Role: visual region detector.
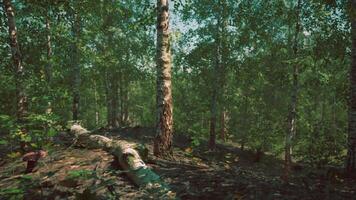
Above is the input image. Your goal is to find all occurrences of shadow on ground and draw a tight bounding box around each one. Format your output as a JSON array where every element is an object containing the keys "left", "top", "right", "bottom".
[{"left": 0, "top": 127, "right": 355, "bottom": 199}]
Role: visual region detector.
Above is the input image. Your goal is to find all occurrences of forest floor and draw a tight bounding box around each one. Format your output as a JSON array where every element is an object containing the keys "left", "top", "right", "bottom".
[{"left": 0, "top": 127, "right": 355, "bottom": 200}]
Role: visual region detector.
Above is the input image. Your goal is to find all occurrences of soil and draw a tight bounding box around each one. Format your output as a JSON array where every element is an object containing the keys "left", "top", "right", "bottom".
[{"left": 0, "top": 127, "right": 355, "bottom": 200}]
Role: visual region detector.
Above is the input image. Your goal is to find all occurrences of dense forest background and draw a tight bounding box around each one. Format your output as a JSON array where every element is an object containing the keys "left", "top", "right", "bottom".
[{"left": 0, "top": 0, "right": 352, "bottom": 171}]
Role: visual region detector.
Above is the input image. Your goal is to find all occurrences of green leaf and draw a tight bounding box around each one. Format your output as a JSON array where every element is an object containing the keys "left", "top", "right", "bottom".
[
  {"left": 0, "top": 188, "right": 23, "bottom": 195},
  {"left": 21, "top": 175, "right": 33, "bottom": 180},
  {"left": 0, "top": 140, "right": 8, "bottom": 145},
  {"left": 48, "top": 128, "right": 57, "bottom": 137}
]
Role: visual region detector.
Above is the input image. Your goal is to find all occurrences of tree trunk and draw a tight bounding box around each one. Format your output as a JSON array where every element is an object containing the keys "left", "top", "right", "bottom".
[
  {"left": 72, "top": 12, "right": 81, "bottom": 121},
  {"left": 69, "top": 125, "right": 171, "bottom": 191},
  {"left": 119, "top": 70, "right": 124, "bottom": 125},
  {"left": 111, "top": 71, "right": 119, "bottom": 128},
  {"left": 45, "top": 13, "right": 52, "bottom": 83},
  {"left": 209, "top": 10, "right": 222, "bottom": 150},
  {"left": 119, "top": 71, "right": 129, "bottom": 126},
  {"left": 284, "top": 0, "right": 301, "bottom": 181},
  {"left": 220, "top": 110, "right": 227, "bottom": 142},
  {"left": 154, "top": 0, "right": 173, "bottom": 157},
  {"left": 209, "top": 91, "right": 217, "bottom": 149},
  {"left": 219, "top": 0, "right": 228, "bottom": 143},
  {"left": 4, "top": 0, "right": 27, "bottom": 122},
  {"left": 123, "top": 85, "right": 129, "bottom": 125},
  {"left": 105, "top": 70, "right": 113, "bottom": 128},
  {"left": 45, "top": 12, "right": 53, "bottom": 115},
  {"left": 346, "top": 0, "right": 356, "bottom": 177},
  {"left": 93, "top": 80, "right": 99, "bottom": 126}
]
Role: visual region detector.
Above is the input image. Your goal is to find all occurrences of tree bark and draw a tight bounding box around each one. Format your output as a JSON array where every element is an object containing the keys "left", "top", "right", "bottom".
[
  {"left": 119, "top": 70, "right": 129, "bottom": 126},
  {"left": 4, "top": 0, "right": 27, "bottom": 121},
  {"left": 219, "top": 0, "right": 228, "bottom": 143},
  {"left": 346, "top": 0, "right": 356, "bottom": 177},
  {"left": 71, "top": 11, "right": 81, "bottom": 121},
  {"left": 69, "top": 125, "right": 170, "bottom": 190},
  {"left": 209, "top": 4, "right": 222, "bottom": 150},
  {"left": 220, "top": 111, "right": 227, "bottom": 142},
  {"left": 105, "top": 70, "right": 113, "bottom": 128},
  {"left": 45, "top": 13, "right": 52, "bottom": 83},
  {"left": 111, "top": 71, "right": 119, "bottom": 128},
  {"left": 93, "top": 80, "right": 99, "bottom": 126},
  {"left": 123, "top": 84, "right": 129, "bottom": 125},
  {"left": 45, "top": 11, "right": 53, "bottom": 115},
  {"left": 119, "top": 71, "right": 123, "bottom": 125},
  {"left": 154, "top": 0, "right": 174, "bottom": 157},
  {"left": 209, "top": 90, "right": 217, "bottom": 149},
  {"left": 284, "top": 0, "right": 301, "bottom": 181}
]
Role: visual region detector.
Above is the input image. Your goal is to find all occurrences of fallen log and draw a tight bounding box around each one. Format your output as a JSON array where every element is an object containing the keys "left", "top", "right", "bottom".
[{"left": 69, "top": 124, "right": 172, "bottom": 194}]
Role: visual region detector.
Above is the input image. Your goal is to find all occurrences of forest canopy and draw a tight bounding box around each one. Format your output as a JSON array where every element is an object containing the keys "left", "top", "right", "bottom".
[{"left": 0, "top": 0, "right": 355, "bottom": 199}]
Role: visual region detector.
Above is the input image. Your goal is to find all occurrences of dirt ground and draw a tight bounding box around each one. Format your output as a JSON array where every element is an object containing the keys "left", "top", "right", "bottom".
[{"left": 0, "top": 127, "right": 355, "bottom": 199}]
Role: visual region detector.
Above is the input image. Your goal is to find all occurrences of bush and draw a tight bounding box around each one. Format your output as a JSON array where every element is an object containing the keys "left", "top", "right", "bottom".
[{"left": 0, "top": 114, "right": 60, "bottom": 150}]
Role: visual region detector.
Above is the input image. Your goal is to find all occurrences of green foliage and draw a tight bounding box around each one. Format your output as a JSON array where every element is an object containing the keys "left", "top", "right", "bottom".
[
  {"left": 0, "top": 113, "right": 59, "bottom": 150},
  {"left": 0, "top": 188, "right": 24, "bottom": 200},
  {"left": 67, "top": 169, "right": 94, "bottom": 179},
  {"left": 0, "top": 174, "right": 40, "bottom": 199},
  {"left": 0, "top": 114, "right": 16, "bottom": 133},
  {"left": 0, "top": 0, "right": 351, "bottom": 169},
  {"left": 0, "top": 140, "right": 7, "bottom": 145}
]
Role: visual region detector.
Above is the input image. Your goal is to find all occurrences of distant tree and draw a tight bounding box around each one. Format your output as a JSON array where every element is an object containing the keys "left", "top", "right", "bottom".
[
  {"left": 284, "top": 0, "right": 302, "bottom": 181},
  {"left": 71, "top": 9, "right": 81, "bottom": 121},
  {"left": 209, "top": 0, "right": 228, "bottom": 149},
  {"left": 154, "top": 0, "right": 174, "bottom": 157},
  {"left": 3, "top": 0, "right": 27, "bottom": 122},
  {"left": 45, "top": 7, "right": 52, "bottom": 84},
  {"left": 346, "top": 0, "right": 356, "bottom": 177}
]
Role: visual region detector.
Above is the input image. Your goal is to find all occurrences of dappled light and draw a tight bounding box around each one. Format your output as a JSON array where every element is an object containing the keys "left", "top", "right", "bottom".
[{"left": 0, "top": 0, "right": 356, "bottom": 199}]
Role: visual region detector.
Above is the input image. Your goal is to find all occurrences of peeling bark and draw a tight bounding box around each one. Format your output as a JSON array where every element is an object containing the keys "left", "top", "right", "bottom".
[
  {"left": 154, "top": 0, "right": 173, "bottom": 157},
  {"left": 70, "top": 125, "right": 170, "bottom": 189}
]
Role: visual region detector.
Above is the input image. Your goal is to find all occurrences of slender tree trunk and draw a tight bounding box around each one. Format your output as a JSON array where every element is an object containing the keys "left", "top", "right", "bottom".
[
  {"left": 45, "top": 13, "right": 52, "bottom": 83},
  {"left": 154, "top": 0, "right": 173, "bottom": 157},
  {"left": 219, "top": 0, "right": 228, "bottom": 143},
  {"left": 284, "top": 0, "right": 301, "bottom": 181},
  {"left": 119, "top": 70, "right": 124, "bottom": 125},
  {"left": 209, "top": 9, "right": 222, "bottom": 150},
  {"left": 101, "top": 3, "right": 119, "bottom": 128},
  {"left": 93, "top": 80, "right": 99, "bottom": 126},
  {"left": 220, "top": 111, "right": 227, "bottom": 142},
  {"left": 346, "top": 0, "right": 356, "bottom": 177},
  {"left": 45, "top": 12, "right": 53, "bottom": 115},
  {"left": 4, "top": 0, "right": 28, "bottom": 151},
  {"left": 4, "top": 0, "right": 27, "bottom": 122},
  {"left": 119, "top": 70, "right": 124, "bottom": 126},
  {"left": 119, "top": 71, "right": 129, "bottom": 126},
  {"left": 105, "top": 70, "right": 113, "bottom": 128},
  {"left": 111, "top": 71, "right": 119, "bottom": 128},
  {"left": 122, "top": 53, "right": 130, "bottom": 126},
  {"left": 122, "top": 85, "right": 129, "bottom": 125},
  {"left": 71, "top": 12, "right": 81, "bottom": 121},
  {"left": 209, "top": 89, "right": 218, "bottom": 149}
]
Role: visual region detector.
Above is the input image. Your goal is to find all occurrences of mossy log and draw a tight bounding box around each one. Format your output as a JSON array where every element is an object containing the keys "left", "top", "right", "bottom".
[{"left": 69, "top": 125, "right": 168, "bottom": 189}]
